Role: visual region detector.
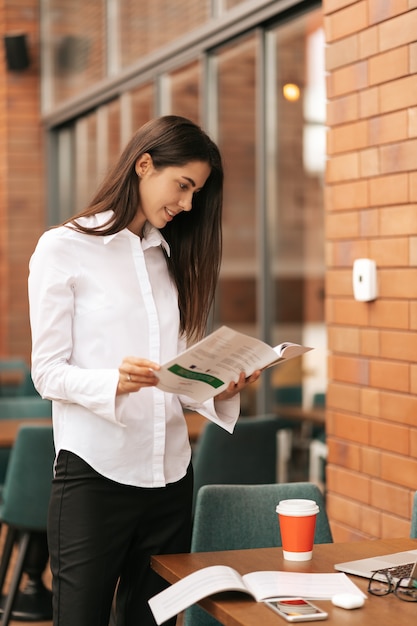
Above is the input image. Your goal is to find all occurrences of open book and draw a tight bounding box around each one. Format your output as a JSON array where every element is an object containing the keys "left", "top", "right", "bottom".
[
  {"left": 148, "top": 564, "right": 366, "bottom": 625},
  {"left": 155, "top": 325, "right": 312, "bottom": 403}
]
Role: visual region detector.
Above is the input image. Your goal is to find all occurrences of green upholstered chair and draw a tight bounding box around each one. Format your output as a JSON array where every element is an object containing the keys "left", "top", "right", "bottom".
[
  {"left": 184, "top": 482, "right": 333, "bottom": 626},
  {"left": 0, "top": 359, "right": 37, "bottom": 397},
  {"left": 192, "top": 416, "right": 297, "bottom": 513},
  {"left": 411, "top": 491, "right": 417, "bottom": 539},
  {"left": 0, "top": 397, "right": 52, "bottom": 493},
  {"left": 0, "top": 425, "right": 54, "bottom": 626},
  {"left": 0, "top": 396, "right": 52, "bottom": 419}
]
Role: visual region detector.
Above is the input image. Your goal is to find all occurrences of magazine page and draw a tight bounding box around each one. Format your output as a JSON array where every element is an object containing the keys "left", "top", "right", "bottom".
[
  {"left": 155, "top": 326, "right": 311, "bottom": 403},
  {"left": 148, "top": 565, "right": 248, "bottom": 625}
]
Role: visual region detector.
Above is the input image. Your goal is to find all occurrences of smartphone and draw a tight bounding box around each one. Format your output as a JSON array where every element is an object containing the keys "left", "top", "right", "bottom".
[{"left": 264, "top": 598, "right": 328, "bottom": 622}]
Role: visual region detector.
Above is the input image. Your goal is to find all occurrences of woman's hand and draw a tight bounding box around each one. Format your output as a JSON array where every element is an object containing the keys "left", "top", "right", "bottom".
[
  {"left": 215, "top": 370, "right": 261, "bottom": 402},
  {"left": 117, "top": 357, "right": 160, "bottom": 396}
]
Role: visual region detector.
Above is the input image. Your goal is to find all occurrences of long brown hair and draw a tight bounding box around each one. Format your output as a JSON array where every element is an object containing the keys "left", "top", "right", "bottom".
[{"left": 68, "top": 115, "right": 223, "bottom": 342}]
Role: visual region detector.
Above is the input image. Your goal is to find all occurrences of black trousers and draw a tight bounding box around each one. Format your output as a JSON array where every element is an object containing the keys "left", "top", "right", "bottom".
[{"left": 48, "top": 450, "right": 193, "bottom": 626}]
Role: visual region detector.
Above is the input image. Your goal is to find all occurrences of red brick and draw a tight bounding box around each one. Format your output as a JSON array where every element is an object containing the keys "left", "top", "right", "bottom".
[
  {"left": 326, "top": 152, "right": 360, "bottom": 182},
  {"left": 369, "top": 111, "right": 408, "bottom": 146},
  {"left": 329, "top": 60, "right": 368, "bottom": 98},
  {"left": 369, "top": 359, "right": 409, "bottom": 392},
  {"left": 360, "top": 446, "right": 381, "bottom": 477},
  {"left": 328, "top": 325, "right": 360, "bottom": 353},
  {"left": 327, "top": 438, "right": 361, "bottom": 471},
  {"left": 325, "top": 33, "right": 359, "bottom": 71},
  {"left": 333, "top": 412, "right": 370, "bottom": 444},
  {"left": 359, "top": 147, "right": 379, "bottom": 177},
  {"left": 381, "top": 451, "right": 417, "bottom": 490},
  {"left": 379, "top": 269, "right": 417, "bottom": 298},
  {"left": 379, "top": 390, "right": 417, "bottom": 427},
  {"left": 331, "top": 354, "right": 369, "bottom": 385},
  {"left": 326, "top": 269, "right": 354, "bottom": 296},
  {"left": 360, "top": 385, "right": 380, "bottom": 415},
  {"left": 378, "top": 8, "right": 417, "bottom": 51},
  {"left": 380, "top": 330, "right": 417, "bottom": 361},
  {"left": 379, "top": 204, "right": 417, "bottom": 236},
  {"left": 370, "top": 419, "right": 410, "bottom": 454},
  {"left": 358, "top": 25, "right": 378, "bottom": 59},
  {"left": 326, "top": 383, "right": 361, "bottom": 413},
  {"left": 359, "top": 86, "right": 379, "bottom": 118},
  {"left": 371, "top": 480, "right": 410, "bottom": 517},
  {"left": 369, "top": 46, "right": 409, "bottom": 86},
  {"left": 328, "top": 298, "right": 369, "bottom": 325},
  {"left": 369, "top": 173, "right": 408, "bottom": 206},
  {"left": 327, "top": 466, "right": 370, "bottom": 503},
  {"left": 379, "top": 75, "right": 417, "bottom": 113},
  {"left": 380, "top": 139, "right": 417, "bottom": 174},
  {"left": 369, "top": 299, "right": 409, "bottom": 329},
  {"left": 368, "top": 0, "right": 409, "bottom": 25},
  {"left": 327, "top": 93, "right": 359, "bottom": 125},
  {"left": 324, "top": 1, "right": 368, "bottom": 42},
  {"left": 369, "top": 237, "right": 409, "bottom": 265},
  {"left": 326, "top": 180, "right": 369, "bottom": 211},
  {"left": 381, "top": 513, "right": 412, "bottom": 538}
]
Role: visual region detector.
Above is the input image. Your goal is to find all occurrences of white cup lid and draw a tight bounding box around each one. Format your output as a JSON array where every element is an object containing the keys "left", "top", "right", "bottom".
[{"left": 276, "top": 498, "right": 319, "bottom": 516}]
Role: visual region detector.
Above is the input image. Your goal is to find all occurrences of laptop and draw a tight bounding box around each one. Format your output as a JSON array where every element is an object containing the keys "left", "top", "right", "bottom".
[{"left": 335, "top": 549, "right": 417, "bottom": 582}]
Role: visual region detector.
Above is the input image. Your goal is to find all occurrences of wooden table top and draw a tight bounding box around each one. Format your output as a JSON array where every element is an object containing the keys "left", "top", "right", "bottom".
[
  {"left": 274, "top": 404, "right": 325, "bottom": 424},
  {"left": 151, "top": 537, "right": 417, "bottom": 626}
]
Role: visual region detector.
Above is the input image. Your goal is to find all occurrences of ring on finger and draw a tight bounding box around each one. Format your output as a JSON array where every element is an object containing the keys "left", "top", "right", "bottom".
[{"left": 127, "top": 373, "right": 131, "bottom": 382}]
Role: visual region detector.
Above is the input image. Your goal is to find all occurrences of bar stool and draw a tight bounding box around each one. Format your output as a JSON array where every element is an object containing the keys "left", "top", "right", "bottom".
[{"left": 0, "top": 425, "right": 54, "bottom": 626}]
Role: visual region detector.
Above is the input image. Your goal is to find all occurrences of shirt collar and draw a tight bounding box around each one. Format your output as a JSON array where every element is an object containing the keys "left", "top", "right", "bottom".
[{"left": 99, "top": 211, "right": 170, "bottom": 256}]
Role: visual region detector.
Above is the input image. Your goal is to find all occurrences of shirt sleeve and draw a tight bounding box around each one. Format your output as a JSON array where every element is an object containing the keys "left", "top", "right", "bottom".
[{"left": 28, "top": 231, "right": 121, "bottom": 423}]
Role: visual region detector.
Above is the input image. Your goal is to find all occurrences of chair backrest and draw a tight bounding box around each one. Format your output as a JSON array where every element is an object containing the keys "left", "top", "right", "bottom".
[
  {"left": 0, "top": 358, "right": 38, "bottom": 397},
  {"left": 1, "top": 425, "right": 55, "bottom": 531},
  {"left": 192, "top": 416, "right": 297, "bottom": 511},
  {"left": 191, "top": 482, "right": 333, "bottom": 552},
  {"left": 185, "top": 482, "right": 333, "bottom": 626},
  {"left": 0, "top": 396, "right": 52, "bottom": 418},
  {"left": 411, "top": 491, "right": 417, "bottom": 539}
]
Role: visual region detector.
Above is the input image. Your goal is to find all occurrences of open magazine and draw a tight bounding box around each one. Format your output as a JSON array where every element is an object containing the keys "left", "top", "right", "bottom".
[
  {"left": 148, "top": 565, "right": 366, "bottom": 625},
  {"left": 154, "top": 325, "right": 312, "bottom": 403}
]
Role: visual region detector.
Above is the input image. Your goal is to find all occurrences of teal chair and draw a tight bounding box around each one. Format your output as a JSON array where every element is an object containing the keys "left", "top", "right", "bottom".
[
  {"left": 0, "top": 425, "right": 54, "bottom": 626},
  {"left": 0, "top": 359, "right": 37, "bottom": 397},
  {"left": 0, "top": 396, "right": 52, "bottom": 418},
  {"left": 185, "top": 482, "right": 333, "bottom": 626},
  {"left": 0, "top": 397, "right": 52, "bottom": 491},
  {"left": 411, "top": 491, "right": 417, "bottom": 539},
  {"left": 192, "top": 416, "right": 298, "bottom": 513}
]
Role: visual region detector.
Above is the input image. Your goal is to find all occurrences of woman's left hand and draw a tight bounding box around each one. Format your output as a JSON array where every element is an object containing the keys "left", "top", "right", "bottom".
[{"left": 215, "top": 370, "right": 261, "bottom": 402}]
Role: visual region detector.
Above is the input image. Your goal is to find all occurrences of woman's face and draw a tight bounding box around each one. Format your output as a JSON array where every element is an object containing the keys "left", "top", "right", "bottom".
[{"left": 133, "top": 153, "right": 211, "bottom": 234}]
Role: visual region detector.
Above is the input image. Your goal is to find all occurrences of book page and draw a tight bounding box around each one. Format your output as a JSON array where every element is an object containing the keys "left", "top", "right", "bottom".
[
  {"left": 243, "top": 571, "right": 367, "bottom": 601},
  {"left": 148, "top": 566, "right": 367, "bottom": 625},
  {"left": 155, "top": 326, "right": 311, "bottom": 403},
  {"left": 148, "top": 565, "right": 249, "bottom": 625}
]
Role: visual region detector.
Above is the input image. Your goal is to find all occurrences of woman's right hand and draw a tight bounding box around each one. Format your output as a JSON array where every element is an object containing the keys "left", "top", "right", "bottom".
[{"left": 117, "top": 357, "right": 161, "bottom": 395}]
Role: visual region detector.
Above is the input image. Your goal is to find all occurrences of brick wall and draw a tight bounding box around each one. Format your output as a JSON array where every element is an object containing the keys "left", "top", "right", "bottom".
[
  {"left": 324, "top": 0, "right": 417, "bottom": 540},
  {"left": 0, "top": 0, "right": 44, "bottom": 361}
]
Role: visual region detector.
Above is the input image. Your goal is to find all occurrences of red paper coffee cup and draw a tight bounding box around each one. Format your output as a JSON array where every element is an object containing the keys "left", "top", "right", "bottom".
[{"left": 276, "top": 499, "right": 319, "bottom": 561}]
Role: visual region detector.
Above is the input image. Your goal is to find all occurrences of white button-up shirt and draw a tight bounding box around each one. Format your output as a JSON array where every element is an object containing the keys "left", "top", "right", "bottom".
[{"left": 28, "top": 211, "right": 239, "bottom": 487}]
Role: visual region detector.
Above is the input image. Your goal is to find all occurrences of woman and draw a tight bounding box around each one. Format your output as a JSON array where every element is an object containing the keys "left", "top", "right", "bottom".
[{"left": 28, "top": 115, "right": 260, "bottom": 626}]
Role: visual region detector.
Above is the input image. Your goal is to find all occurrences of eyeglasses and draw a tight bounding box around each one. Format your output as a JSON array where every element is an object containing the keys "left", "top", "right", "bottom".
[{"left": 368, "top": 566, "right": 417, "bottom": 602}]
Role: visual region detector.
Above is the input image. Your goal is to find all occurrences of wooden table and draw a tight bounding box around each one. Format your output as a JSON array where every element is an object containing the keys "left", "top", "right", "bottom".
[
  {"left": 151, "top": 537, "right": 417, "bottom": 626},
  {"left": 274, "top": 404, "right": 325, "bottom": 425},
  {"left": 0, "top": 418, "right": 52, "bottom": 447}
]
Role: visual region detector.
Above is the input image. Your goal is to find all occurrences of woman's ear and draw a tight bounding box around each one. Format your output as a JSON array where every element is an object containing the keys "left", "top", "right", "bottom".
[{"left": 135, "top": 153, "right": 153, "bottom": 177}]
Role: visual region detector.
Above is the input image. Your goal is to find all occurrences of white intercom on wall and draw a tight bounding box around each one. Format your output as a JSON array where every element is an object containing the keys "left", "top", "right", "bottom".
[{"left": 352, "top": 258, "right": 377, "bottom": 302}]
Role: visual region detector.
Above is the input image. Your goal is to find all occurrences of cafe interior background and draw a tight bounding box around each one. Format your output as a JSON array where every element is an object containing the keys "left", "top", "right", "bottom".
[{"left": 1, "top": 0, "right": 416, "bottom": 543}]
